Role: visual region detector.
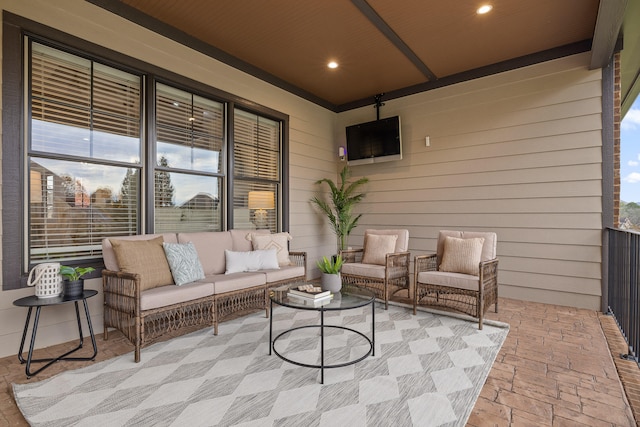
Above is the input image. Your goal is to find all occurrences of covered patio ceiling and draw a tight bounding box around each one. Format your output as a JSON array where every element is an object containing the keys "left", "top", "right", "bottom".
[{"left": 90, "top": 0, "right": 639, "bottom": 113}]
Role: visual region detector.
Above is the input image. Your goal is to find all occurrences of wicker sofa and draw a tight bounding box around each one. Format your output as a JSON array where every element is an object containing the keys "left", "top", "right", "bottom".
[{"left": 101, "top": 229, "right": 306, "bottom": 362}]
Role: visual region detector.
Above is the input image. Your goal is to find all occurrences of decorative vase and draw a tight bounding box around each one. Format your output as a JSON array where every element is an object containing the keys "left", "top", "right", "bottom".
[
  {"left": 321, "top": 273, "right": 342, "bottom": 293},
  {"left": 63, "top": 279, "right": 84, "bottom": 298}
]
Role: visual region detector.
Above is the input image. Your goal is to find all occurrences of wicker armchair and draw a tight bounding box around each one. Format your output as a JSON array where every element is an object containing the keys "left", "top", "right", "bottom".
[
  {"left": 413, "top": 230, "right": 498, "bottom": 329},
  {"left": 340, "top": 229, "right": 410, "bottom": 309}
]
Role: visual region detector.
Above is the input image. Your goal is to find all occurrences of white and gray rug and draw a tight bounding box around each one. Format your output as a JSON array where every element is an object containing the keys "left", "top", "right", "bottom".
[{"left": 13, "top": 303, "right": 509, "bottom": 426}]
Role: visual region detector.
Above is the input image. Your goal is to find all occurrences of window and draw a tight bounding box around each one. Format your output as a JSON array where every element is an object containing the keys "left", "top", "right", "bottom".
[
  {"left": 28, "top": 42, "right": 141, "bottom": 263},
  {"left": 2, "top": 23, "right": 288, "bottom": 289},
  {"left": 154, "top": 83, "right": 224, "bottom": 232},
  {"left": 233, "top": 109, "right": 281, "bottom": 231}
]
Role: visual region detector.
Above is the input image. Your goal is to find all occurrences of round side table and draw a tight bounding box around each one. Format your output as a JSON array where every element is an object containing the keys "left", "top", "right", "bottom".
[{"left": 13, "top": 290, "right": 99, "bottom": 378}]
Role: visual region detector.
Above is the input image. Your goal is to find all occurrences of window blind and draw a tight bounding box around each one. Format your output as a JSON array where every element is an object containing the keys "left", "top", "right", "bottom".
[
  {"left": 154, "top": 83, "right": 224, "bottom": 232},
  {"left": 28, "top": 42, "right": 141, "bottom": 262},
  {"left": 233, "top": 109, "right": 281, "bottom": 231}
]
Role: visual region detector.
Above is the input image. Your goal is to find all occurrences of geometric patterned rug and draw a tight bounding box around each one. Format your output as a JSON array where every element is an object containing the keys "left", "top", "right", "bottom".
[{"left": 13, "top": 303, "right": 509, "bottom": 426}]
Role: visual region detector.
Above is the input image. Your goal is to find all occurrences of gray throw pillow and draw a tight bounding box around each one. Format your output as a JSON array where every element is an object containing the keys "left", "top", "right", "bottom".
[{"left": 162, "top": 242, "right": 206, "bottom": 286}]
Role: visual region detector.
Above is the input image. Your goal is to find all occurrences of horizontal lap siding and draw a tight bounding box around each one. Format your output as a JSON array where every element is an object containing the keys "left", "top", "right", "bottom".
[
  {"left": 337, "top": 52, "right": 603, "bottom": 309},
  {"left": 0, "top": 0, "right": 338, "bottom": 357}
]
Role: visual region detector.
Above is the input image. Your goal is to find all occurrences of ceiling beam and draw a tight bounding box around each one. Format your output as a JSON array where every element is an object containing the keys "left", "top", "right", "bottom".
[
  {"left": 338, "top": 40, "right": 593, "bottom": 112},
  {"left": 351, "top": 0, "right": 437, "bottom": 81},
  {"left": 590, "top": 0, "right": 627, "bottom": 69}
]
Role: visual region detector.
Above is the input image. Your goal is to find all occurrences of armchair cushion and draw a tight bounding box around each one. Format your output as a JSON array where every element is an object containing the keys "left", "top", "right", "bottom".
[
  {"left": 362, "top": 234, "right": 398, "bottom": 265},
  {"left": 417, "top": 271, "right": 480, "bottom": 291},
  {"left": 437, "top": 230, "right": 496, "bottom": 265},
  {"left": 439, "top": 236, "right": 485, "bottom": 275},
  {"left": 365, "top": 229, "right": 409, "bottom": 252},
  {"left": 341, "top": 262, "right": 387, "bottom": 279}
]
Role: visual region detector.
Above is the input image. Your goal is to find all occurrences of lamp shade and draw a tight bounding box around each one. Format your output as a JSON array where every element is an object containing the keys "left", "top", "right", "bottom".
[
  {"left": 30, "top": 170, "right": 43, "bottom": 203},
  {"left": 248, "top": 191, "right": 275, "bottom": 210}
]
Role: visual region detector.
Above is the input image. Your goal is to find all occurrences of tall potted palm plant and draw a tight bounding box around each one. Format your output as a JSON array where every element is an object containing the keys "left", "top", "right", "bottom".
[{"left": 311, "top": 166, "right": 369, "bottom": 252}]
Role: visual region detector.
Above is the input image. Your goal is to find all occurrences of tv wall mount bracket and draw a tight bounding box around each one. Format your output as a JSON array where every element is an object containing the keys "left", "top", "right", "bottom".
[{"left": 374, "top": 93, "right": 385, "bottom": 121}]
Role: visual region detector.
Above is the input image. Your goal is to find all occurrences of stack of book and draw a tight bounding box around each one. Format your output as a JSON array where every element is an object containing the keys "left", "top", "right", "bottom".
[{"left": 287, "top": 284, "right": 333, "bottom": 306}]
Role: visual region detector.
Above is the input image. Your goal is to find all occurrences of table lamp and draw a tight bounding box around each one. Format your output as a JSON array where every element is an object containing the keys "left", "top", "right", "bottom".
[{"left": 248, "top": 191, "right": 274, "bottom": 228}]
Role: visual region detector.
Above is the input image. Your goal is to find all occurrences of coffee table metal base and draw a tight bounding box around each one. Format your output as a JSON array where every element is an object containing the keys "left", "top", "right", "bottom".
[{"left": 269, "top": 294, "right": 375, "bottom": 384}]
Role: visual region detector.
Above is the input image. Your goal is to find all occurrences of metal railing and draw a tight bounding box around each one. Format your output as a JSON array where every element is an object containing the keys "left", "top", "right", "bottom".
[{"left": 607, "top": 227, "right": 640, "bottom": 366}]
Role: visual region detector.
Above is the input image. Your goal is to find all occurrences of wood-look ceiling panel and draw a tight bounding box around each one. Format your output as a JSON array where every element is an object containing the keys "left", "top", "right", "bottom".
[
  {"left": 120, "top": 0, "right": 428, "bottom": 105},
  {"left": 368, "top": 0, "right": 599, "bottom": 78},
  {"left": 110, "top": 0, "right": 612, "bottom": 108}
]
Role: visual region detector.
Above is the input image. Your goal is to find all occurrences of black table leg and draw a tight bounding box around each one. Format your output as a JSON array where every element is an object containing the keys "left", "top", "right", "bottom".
[
  {"left": 81, "top": 299, "right": 98, "bottom": 360},
  {"left": 320, "top": 308, "right": 325, "bottom": 384},
  {"left": 20, "top": 307, "right": 42, "bottom": 378},
  {"left": 17, "top": 297, "right": 98, "bottom": 378},
  {"left": 17, "top": 307, "right": 34, "bottom": 365},
  {"left": 74, "top": 301, "right": 84, "bottom": 347},
  {"left": 372, "top": 299, "right": 375, "bottom": 357},
  {"left": 269, "top": 299, "right": 273, "bottom": 355}
]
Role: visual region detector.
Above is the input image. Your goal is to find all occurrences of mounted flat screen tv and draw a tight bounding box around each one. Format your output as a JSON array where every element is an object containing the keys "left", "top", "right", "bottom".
[{"left": 345, "top": 116, "right": 402, "bottom": 166}]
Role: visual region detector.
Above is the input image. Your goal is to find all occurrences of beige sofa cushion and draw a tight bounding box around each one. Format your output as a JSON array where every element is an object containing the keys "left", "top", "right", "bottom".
[
  {"left": 262, "top": 265, "right": 305, "bottom": 283},
  {"left": 140, "top": 281, "right": 214, "bottom": 311},
  {"left": 208, "top": 272, "right": 266, "bottom": 294},
  {"left": 230, "top": 229, "right": 268, "bottom": 252},
  {"left": 110, "top": 236, "right": 174, "bottom": 291},
  {"left": 439, "top": 236, "right": 485, "bottom": 275},
  {"left": 178, "top": 231, "right": 232, "bottom": 275},
  {"left": 362, "top": 234, "right": 398, "bottom": 265}
]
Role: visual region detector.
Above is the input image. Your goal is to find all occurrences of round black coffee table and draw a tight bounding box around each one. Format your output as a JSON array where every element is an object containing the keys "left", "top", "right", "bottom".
[
  {"left": 13, "top": 290, "right": 98, "bottom": 378},
  {"left": 269, "top": 284, "right": 375, "bottom": 384}
]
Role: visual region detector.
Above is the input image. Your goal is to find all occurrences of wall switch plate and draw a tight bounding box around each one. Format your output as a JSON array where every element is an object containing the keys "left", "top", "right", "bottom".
[{"left": 425, "top": 136, "right": 430, "bottom": 147}]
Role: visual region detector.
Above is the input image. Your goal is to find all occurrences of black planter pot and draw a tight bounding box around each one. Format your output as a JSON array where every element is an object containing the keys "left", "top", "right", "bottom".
[{"left": 63, "top": 279, "right": 84, "bottom": 298}]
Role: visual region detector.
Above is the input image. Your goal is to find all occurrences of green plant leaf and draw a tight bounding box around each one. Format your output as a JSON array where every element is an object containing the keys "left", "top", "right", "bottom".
[
  {"left": 316, "top": 255, "right": 343, "bottom": 274},
  {"left": 309, "top": 166, "right": 368, "bottom": 251},
  {"left": 59, "top": 265, "right": 95, "bottom": 281}
]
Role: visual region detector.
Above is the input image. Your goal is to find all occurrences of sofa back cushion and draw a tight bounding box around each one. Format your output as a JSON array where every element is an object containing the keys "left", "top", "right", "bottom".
[
  {"left": 102, "top": 233, "right": 177, "bottom": 271},
  {"left": 109, "top": 236, "right": 175, "bottom": 291},
  {"left": 229, "top": 229, "right": 269, "bottom": 252},
  {"left": 178, "top": 231, "right": 232, "bottom": 275}
]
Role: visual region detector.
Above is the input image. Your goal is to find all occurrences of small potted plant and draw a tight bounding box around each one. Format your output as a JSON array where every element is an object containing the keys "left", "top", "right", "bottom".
[
  {"left": 59, "top": 265, "right": 95, "bottom": 298},
  {"left": 317, "top": 255, "right": 343, "bottom": 292}
]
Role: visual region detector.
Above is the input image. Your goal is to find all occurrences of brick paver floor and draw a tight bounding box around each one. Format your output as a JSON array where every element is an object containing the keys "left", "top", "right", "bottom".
[
  {"left": 0, "top": 297, "right": 637, "bottom": 426},
  {"left": 473, "top": 298, "right": 638, "bottom": 426}
]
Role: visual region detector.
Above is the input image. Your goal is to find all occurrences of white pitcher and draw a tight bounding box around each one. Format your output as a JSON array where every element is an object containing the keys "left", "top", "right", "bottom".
[{"left": 27, "top": 262, "right": 63, "bottom": 298}]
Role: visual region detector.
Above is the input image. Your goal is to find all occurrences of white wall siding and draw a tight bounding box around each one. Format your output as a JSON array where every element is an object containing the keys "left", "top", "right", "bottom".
[{"left": 337, "top": 52, "right": 603, "bottom": 310}]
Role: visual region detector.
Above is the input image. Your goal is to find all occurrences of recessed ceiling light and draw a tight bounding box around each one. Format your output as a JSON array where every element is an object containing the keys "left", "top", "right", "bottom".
[
  {"left": 327, "top": 61, "right": 339, "bottom": 69},
  {"left": 477, "top": 4, "right": 493, "bottom": 14}
]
